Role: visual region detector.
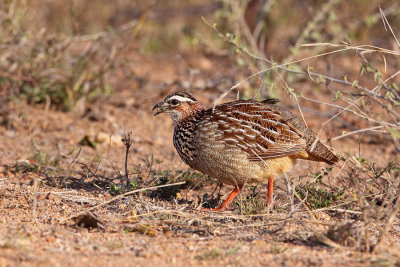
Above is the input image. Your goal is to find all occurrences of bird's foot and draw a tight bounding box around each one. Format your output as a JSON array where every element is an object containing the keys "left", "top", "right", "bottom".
[{"left": 200, "top": 206, "right": 228, "bottom": 212}]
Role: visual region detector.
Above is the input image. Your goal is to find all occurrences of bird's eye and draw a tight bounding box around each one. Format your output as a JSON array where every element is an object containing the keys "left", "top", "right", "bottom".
[{"left": 170, "top": 99, "right": 180, "bottom": 105}]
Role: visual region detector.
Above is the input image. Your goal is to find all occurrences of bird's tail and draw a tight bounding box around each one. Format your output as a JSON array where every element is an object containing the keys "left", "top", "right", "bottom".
[{"left": 306, "top": 139, "right": 338, "bottom": 165}]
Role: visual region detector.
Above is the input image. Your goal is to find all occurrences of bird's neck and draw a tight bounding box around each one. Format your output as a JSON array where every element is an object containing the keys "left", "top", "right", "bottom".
[
  {"left": 172, "top": 104, "right": 204, "bottom": 164},
  {"left": 172, "top": 102, "right": 204, "bottom": 126}
]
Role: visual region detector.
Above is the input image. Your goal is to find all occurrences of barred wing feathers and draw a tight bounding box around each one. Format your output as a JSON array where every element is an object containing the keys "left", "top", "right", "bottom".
[{"left": 206, "top": 99, "right": 307, "bottom": 161}]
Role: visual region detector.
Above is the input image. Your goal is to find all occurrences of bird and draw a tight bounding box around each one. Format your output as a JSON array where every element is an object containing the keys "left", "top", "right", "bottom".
[{"left": 152, "top": 91, "right": 338, "bottom": 211}]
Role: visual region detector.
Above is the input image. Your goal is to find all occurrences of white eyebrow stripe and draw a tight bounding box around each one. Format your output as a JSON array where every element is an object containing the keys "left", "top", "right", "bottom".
[{"left": 168, "top": 95, "right": 196, "bottom": 103}]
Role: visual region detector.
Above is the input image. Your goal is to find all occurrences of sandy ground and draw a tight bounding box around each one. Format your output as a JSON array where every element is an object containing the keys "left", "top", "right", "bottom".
[{"left": 1, "top": 39, "right": 400, "bottom": 266}]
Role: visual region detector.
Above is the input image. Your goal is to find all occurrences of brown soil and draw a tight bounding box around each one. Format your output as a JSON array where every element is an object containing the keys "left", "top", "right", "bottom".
[
  {"left": 1, "top": 2, "right": 400, "bottom": 266},
  {"left": 1, "top": 50, "right": 399, "bottom": 267}
]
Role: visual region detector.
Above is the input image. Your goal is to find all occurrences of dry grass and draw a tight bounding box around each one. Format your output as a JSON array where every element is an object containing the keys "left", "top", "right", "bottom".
[{"left": 1, "top": 0, "right": 400, "bottom": 266}]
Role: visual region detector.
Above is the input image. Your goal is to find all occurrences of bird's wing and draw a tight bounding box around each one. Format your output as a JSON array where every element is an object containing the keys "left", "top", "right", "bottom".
[{"left": 210, "top": 100, "right": 306, "bottom": 161}]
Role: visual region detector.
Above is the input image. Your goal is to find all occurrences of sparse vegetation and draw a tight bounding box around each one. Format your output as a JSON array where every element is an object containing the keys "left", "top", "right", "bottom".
[
  {"left": 235, "top": 185, "right": 266, "bottom": 214},
  {"left": 1, "top": 0, "right": 399, "bottom": 266},
  {"left": 296, "top": 168, "right": 344, "bottom": 209},
  {"left": 153, "top": 177, "right": 182, "bottom": 199}
]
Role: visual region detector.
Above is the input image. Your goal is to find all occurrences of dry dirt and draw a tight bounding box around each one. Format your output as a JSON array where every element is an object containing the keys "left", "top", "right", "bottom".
[
  {"left": 1, "top": 50, "right": 399, "bottom": 267},
  {"left": 1, "top": 1, "right": 400, "bottom": 264}
]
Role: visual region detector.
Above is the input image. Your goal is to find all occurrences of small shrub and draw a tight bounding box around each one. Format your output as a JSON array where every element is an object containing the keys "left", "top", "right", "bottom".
[
  {"left": 110, "top": 183, "right": 124, "bottom": 195},
  {"left": 0, "top": 1, "right": 128, "bottom": 112},
  {"left": 296, "top": 168, "right": 344, "bottom": 209},
  {"left": 235, "top": 185, "right": 265, "bottom": 214},
  {"left": 154, "top": 177, "right": 182, "bottom": 200}
]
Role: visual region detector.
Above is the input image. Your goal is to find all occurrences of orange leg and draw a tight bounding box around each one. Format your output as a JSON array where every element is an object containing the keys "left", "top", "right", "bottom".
[
  {"left": 202, "top": 185, "right": 243, "bottom": 211},
  {"left": 267, "top": 177, "right": 274, "bottom": 207}
]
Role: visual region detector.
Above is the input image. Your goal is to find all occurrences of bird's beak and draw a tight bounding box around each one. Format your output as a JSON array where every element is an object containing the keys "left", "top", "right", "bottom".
[{"left": 152, "top": 101, "right": 168, "bottom": 116}]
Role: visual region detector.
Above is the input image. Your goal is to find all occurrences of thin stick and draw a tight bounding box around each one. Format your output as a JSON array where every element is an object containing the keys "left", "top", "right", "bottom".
[
  {"left": 59, "top": 181, "right": 186, "bottom": 223},
  {"left": 372, "top": 184, "right": 400, "bottom": 252},
  {"left": 379, "top": 6, "right": 400, "bottom": 48},
  {"left": 202, "top": 16, "right": 400, "bottom": 115},
  {"left": 331, "top": 126, "right": 386, "bottom": 141},
  {"left": 283, "top": 173, "right": 295, "bottom": 214},
  {"left": 121, "top": 132, "right": 133, "bottom": 187},
  {"left": 293, "top": 190, "right": 324, "bottom": 230}
]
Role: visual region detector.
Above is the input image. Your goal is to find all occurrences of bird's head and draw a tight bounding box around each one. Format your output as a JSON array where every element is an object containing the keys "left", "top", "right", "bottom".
[{"left": 152, "top": 91, "right": 203, "bottom": 124}]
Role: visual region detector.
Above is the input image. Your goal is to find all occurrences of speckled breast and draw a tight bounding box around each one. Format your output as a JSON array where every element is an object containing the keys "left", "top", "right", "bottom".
[
  {"left": 173, "top": 111, "right": 295, "bottom": 186},
  {"left": 189, "top": 120, "right": 268, "bottom": 186}
]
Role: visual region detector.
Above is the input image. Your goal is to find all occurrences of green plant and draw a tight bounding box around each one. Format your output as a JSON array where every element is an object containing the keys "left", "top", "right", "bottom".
[
  {"left": 266, "top": 243, "right": 287, "bottom": 254},
  {"left": 201, "top": 191, "right": 222, "bottom": 210},
  {"left": 235, "top": 185, "right": 265, "bottom": 214},
  {"left": 110, "top": 183, "right": 124, "bottom": 195},
  {"left": 154, "top": 177, "right": 182, "bottom": 199},
  {"left": 195, "top": 245, "right": 240, "bottom": 261},
  {"left": 0, "top": 1, "right": 132, "bottom": 111},
  {"left": 296, "top": 168, "right": 344, "bottom": 209},
  {"left": 195, "top": 248, "right": 221, "bottom": 261},
  {"left": 130, "top": 180, "right": 140, "bottom": 191},
  {"left": 26, "top": 143, "right": 61, "bottom": 177}
]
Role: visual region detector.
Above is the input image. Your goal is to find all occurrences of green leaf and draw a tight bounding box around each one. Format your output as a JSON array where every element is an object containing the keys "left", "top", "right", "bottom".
[
  {"left": 78, "top": 135, "right": 97, "bottom": 148},
  {"left": 360, "top": 99, "right": 364, "bottom": 108},
  {"left": 316, "top": 75, "right": 326, "bottom": 84},
  {"left": 334, "top": 91, "right": 343, "bottom": 101},
  {"left": 374, "top": 71, "right": 383, "bottom": 83},
  {"left": 392, "top": 82, "right": 399, "bottom": 91},
  {"left": 388, "top": 128, "right": 400, "bottom": 139},
  {"left": 364, "top": 15, "right": 378, "bottom": 27}
]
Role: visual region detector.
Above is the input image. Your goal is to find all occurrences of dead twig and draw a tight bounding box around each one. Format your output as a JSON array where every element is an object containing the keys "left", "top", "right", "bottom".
[
  {"left": 372, "top": 184, "right": 400, "bottom": 252},
  {"left": 59, "top": 181, "right": 186, "bottom": 224},
  {"left": 121, "top": 132, "right": 133, "bottom": 187}
]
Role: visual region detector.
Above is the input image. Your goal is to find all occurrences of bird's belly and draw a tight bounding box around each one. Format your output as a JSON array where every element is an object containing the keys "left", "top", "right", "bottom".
[
  {"left": 189, "top": 141, "right": 295, "bottom": 186},
  {"left": 195, "top": 149, "right": 260, "bottom": 185}
]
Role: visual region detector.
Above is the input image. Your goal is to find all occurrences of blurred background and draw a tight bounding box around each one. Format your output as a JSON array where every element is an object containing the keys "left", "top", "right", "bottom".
[
  {"left": 0, "top": 0, "right": 399, "bottom": 197},
  {"left": 1, "top": 0, "right": 400, "bottom": 109},
  {"left": 1, "top": 1, "right": 400, "bottom": 263}
]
